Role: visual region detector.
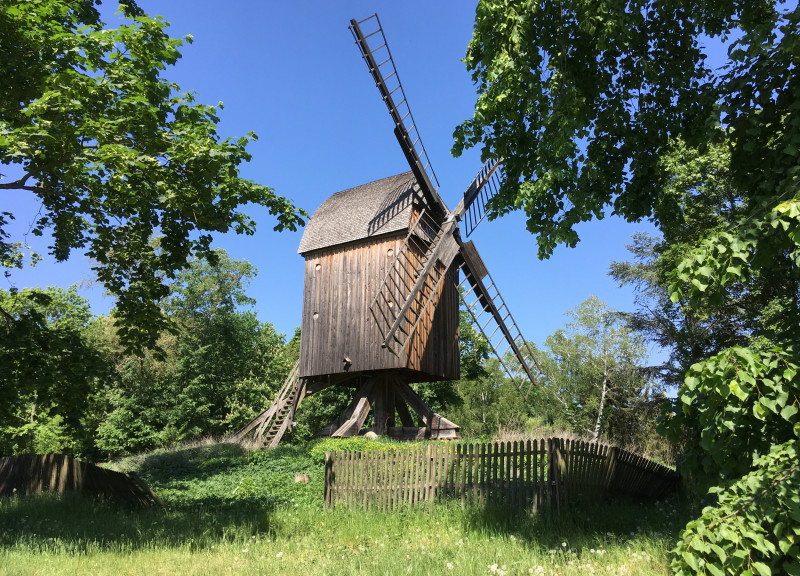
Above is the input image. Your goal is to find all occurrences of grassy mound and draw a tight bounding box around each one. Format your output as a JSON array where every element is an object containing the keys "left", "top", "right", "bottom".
[{"left": 0, "top": 439, "right": 693, "bottom": 575}]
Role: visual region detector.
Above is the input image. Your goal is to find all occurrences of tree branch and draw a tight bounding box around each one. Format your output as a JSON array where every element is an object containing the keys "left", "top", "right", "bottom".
[
  {"left": 0, "top": 172, "right": 37, "bottom": 191},
  {"left": 0, "top": 302, "right": 15, "bottom": 330}
]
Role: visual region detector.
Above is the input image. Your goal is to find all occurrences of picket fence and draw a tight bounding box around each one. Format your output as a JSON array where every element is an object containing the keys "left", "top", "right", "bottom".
[
  {"left": 323, "top": 438, "right": 679, "bottom": 511},
  {"left": 0, "top": 454, "right": 162, "bottom": 508}
]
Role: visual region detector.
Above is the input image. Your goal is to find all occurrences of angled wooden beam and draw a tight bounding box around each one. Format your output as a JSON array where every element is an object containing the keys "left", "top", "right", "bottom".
[
  {"left": 319, "top": 380, "right": 375, "bottom": 437},
  {"left": 393, "top": 380, "right": 459, "bottom": 438},
  {"left": 395, "top": 395, "right": 416, "bottom": 427},
  {"left": 333, "top": 391, "right": 374, "bottom": 438}
]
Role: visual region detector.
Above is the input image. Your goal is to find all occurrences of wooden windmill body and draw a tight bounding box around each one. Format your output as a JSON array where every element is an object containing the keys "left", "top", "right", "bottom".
[
  {"left": 297, "top": 173, "right": 459, "bottom": 383},
  {"left": 234, "top": 14, "right": 542, "bottom": 447},
  {"left": 296, "top": 172, "right": 461, "bottom": 439}
]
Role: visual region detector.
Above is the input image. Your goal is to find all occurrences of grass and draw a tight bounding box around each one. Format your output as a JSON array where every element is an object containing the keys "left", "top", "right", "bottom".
[{"left": 0, "top": 439, "right": 693, "bottom": 575}]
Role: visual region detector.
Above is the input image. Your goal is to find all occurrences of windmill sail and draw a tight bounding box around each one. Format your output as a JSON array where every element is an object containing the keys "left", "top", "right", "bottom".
[
  {"left": 459, "top": 158, "right": 503, "bottom": 237},
  {"left": 458, "top": 241, "right": 542, "bottom": 400},
  {"left": 371, "top": 159, "right": 508, "bottom": 356},
  {"left": 369, "top": 209, "right": 458, "bottom": 354},
  {"left": 349, "top": 14, "right": 448, "bottom": 216}
]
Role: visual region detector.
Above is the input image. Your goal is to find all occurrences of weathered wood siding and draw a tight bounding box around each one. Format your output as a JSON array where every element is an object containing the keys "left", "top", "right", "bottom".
[
  {"left": 299, "top": 234, "right": 459, "bottom": 380},
  {"left": 0, "top": 454, "right": 162, "bottom": 508},
  {"left": 404, "top": 244, "right": 460, "bottom": 380}
]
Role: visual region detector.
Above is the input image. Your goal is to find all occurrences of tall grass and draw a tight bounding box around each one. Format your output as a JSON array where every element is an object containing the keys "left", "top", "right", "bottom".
[{"left": 0, "top": 439, "right": 692, "bottom": 575}]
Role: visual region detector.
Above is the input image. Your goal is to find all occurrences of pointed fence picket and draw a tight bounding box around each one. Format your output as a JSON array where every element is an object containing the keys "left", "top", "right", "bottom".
[{"left": 324, "top": 438, "right": 678, "bottom": 511}]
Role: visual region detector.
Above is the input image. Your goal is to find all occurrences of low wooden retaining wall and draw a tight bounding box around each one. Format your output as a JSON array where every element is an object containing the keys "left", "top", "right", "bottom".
[
  {"left": 0, "top": 454, "right": 162, "bottom": 508},
  {"left": 324, "top": 438, "right": 679, "bottom": 511}
]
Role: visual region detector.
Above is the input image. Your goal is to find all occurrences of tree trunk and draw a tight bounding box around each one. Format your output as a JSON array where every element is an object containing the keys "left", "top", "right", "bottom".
[{"left": 592, "top": 360, "right": 609, "bottom": 442}]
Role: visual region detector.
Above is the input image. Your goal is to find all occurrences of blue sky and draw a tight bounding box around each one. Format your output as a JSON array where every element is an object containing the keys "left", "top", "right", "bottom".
[{"left": 5, "top": 1, "right": 666, "bottom": 358}]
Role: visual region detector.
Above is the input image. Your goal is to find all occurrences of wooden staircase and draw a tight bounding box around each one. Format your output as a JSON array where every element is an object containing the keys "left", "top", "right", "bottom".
[{"left": 230, "top": 361, "right": 304, "bottom": 449}]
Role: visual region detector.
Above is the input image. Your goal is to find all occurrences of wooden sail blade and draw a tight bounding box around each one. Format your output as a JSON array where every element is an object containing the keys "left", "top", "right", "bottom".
[
  {"left": 349, "top": 14, "right": 449, "bottom": 217},
  {"left": 369, "top": 209, "right": 460, "bottom": 355},
  {"left": 451, "top": 158, "right": 504, "bottom": 238},
  {"left": 458, "top": 241, "right": 543, "bottom": 400}
]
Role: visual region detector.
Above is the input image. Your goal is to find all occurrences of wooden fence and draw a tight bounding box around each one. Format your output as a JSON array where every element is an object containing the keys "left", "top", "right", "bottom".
[
  {"left": 0, "top": 454, "right": 162, "bottom": 508},
  {"left": 323, "top": 438, "right": 679, "bottom": 511}
]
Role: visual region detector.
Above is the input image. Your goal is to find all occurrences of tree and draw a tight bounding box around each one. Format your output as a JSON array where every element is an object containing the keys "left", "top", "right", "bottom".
[
  {"left": 0, "top": 0, "right": 306, "bottom": 350},
  {"left": 0, "top": 286, "right": 105, "bottom": 456},
  {"left": 611, "top": 142, "right": 796, "bottom": 389},
  {"left": 458, "top": 2, "right": 800, "bottom": 572},
  {"left": 162, "top": 250, "right": 291, "bottom": 436},
  {"left": 455, "top": 1, "right": 798, "bottom": 260},
  {"left": 541, "top": 297, "right": 653, "bottom": 444},
  {"left": 92, "top": 250, "right": 292, "bottom": 456}
]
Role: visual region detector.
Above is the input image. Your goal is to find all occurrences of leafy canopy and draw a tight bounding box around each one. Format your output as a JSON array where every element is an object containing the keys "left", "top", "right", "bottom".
[
  {"left": 459, "top": 1, "right": 800, "bottom": 573},
  {"left": 0, "top": 0, "right": 306, "bottom": 350},
  {"left": 0, "top": 286, "right": 104, "bottom": 455},
  {"left": 455, "top": 1, "right": 798, "bottom": 260}
]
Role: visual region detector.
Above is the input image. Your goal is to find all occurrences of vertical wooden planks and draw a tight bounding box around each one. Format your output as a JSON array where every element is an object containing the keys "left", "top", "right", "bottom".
[
  {"left": 324, "top": 452, "right": 332, "bottom": 509},
  {"left": 320, "top": 437, "right": 680, "bottom": 511}
]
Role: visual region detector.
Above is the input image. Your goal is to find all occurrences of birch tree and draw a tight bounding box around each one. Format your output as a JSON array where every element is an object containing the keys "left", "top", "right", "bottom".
[{"left": 544, "top": 297, "right": 649, "bottom": 443}]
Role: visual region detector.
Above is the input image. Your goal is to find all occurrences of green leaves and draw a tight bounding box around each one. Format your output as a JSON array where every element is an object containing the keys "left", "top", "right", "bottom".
[
  {"left": 668, "top": 198, "right": 800, "bottom": 312},
  {"left": 671, "top": 441, "right": 800, "bottom": 576},
  {"left": 457, "top": 0, "right": 720, "bottom": 258},
  {"left": 92, "top": 251, "right": 295, "bottom": 456},
  {"left": 0, "top": 286, "right": 105, "bottom": 455},
  {"left": 666, "top": 346, "right": 800, "bottom": 483},
  {"left": 0, "top": 0, "right": 307, "bottom": 352}
]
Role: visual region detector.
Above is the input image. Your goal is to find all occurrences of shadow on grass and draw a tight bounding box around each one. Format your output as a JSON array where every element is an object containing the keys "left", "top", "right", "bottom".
[
  {"left": 132, "top": 442, "right": 249, "bottom": 485},
  {"left": 0, "top": 490, "right": 275, "bottom": 554},
  {"left": 457, "top": 495, "right": 693, "bottom": 551}
]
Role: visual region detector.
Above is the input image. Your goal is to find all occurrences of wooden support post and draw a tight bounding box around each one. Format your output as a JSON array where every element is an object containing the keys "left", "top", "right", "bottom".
[
  {"left": 386, "top": 383, "right": 396, "bottom": 429},
  {"left": 332, "top": 380, "right": 376, "bottom": 437},
  {"left": 394, "top": 380, "right": 459, "bottom": 439},
  {"left": 372, "top": 377, "right": 391, "bottom": 435},
  {"left": 320, "top": 380, "right": 375, "bottom": 437}
]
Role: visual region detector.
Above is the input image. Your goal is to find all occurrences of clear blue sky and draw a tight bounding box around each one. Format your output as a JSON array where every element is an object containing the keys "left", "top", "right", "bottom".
[{"left": 5, "top": 1, "right": 665, "bottom": 358}]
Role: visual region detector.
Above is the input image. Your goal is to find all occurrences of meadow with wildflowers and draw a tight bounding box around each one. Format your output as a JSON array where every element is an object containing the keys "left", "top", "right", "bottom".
[{"left": 0, "top": 439, "right": 691, "bottom": 575}]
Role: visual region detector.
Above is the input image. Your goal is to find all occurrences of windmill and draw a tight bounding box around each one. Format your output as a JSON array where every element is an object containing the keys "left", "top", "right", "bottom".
[{"left": 233, "top": 14, "right": 542, "bottom": 447}]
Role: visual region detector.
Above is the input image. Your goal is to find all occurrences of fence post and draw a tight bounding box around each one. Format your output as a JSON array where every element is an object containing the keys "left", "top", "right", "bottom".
[
  {"left": 426, "top": 444, "right": 434, "bottom": 503},
  {"left": 549, "top": 438, "right": 565, "bottom": 513},
  {"left": 603, "top": 446, "right": 618, "bottom": 496},
  {"left": 324, "top": 451, "right": 333, "bottom": 510}
]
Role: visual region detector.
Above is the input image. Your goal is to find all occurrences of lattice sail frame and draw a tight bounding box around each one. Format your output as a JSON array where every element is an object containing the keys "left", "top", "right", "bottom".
[
  {"left": 458, "top": 247, "right": 543, "bottom": 400},
  {"left": 349, "top": 14, "right": 445, "bottom": 214},
  {"left": 351, "top": 13, "right": 541, "bottom": 400},
  {"left": 369, "top": 209, "right": 455, "bottom": 355}
]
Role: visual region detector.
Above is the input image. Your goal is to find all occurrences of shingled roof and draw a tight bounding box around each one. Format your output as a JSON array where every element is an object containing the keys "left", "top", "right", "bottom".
[{"left": 298, "top": 172, "right": 423, "bottom": 254}]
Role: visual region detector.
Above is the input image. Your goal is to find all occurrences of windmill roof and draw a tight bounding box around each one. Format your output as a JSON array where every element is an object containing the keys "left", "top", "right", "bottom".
[{"left": 298, "top": 172, "right": 422, "bottom": 254}]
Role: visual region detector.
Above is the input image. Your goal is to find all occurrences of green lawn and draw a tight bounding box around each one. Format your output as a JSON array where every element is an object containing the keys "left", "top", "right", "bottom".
[{"left": 0, "top": 440, "right": 691, "bottom": 575}]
